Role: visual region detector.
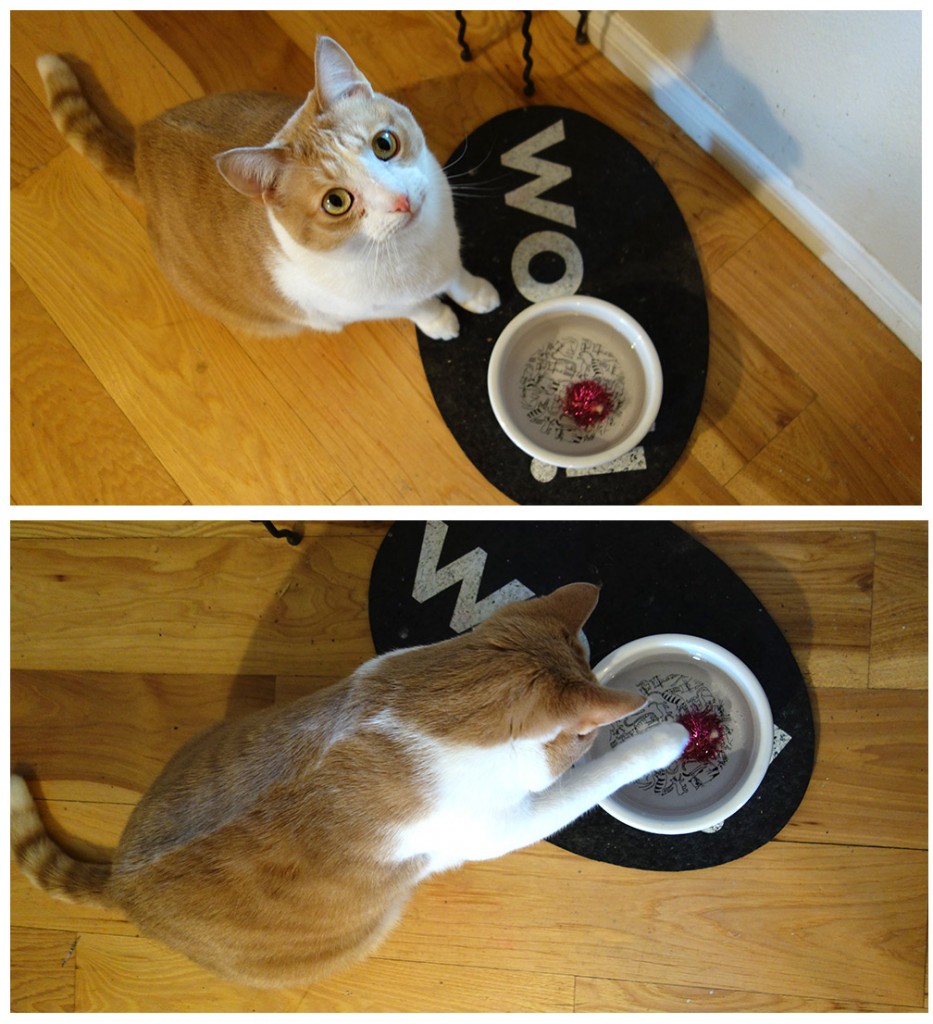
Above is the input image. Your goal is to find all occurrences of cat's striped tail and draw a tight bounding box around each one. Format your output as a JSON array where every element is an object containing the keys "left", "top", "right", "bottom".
[
  {"left": 11, "top": 775, "right": 113, "bottom": 907},
  {"left": 35, "top": 54, "right": 140, "bottom": 200}
]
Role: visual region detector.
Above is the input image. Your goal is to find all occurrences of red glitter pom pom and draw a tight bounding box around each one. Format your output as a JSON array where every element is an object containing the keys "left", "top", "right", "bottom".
[
  {"left": 677, "top": 707, "right": 726, "bottom": 763},
  {"left": 562, "top": 379, "right": 615, "bottom": 428}
]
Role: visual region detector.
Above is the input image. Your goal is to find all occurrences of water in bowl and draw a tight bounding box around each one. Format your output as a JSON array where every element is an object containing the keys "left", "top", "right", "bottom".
[
  {"left": 517, "top": 315, "right": 647, "bottom": 447},
  {"left": 603, "top": 659, "right": 756, "bottom": 812}
]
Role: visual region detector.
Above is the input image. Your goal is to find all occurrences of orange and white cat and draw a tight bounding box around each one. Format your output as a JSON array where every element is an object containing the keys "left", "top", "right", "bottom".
[
  {"left": 11, "top": 583, "right": 687, "bottom": 989},
  {"left": 35, "top": 36, "right": 499, "bottom": 338}
]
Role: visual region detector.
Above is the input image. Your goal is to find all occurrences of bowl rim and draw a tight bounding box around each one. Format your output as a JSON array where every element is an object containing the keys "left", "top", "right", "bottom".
[
  {"left": 591, "top": 633, "right": 774, "bottom": 835},
  {"left": 487, "top": 295, "right": 663, "bottom": 469}
]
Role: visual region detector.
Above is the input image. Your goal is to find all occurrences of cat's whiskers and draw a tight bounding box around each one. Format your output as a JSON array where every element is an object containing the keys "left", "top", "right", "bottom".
[
  {"left": 443, "top": 140, "right": 515, "bottom": 198},
  {"left": 362, "top": 233, "right": 383, "bottom": 290},
  {"left": 445, "top": 164, "right": 514, "bottom": 202},
  {"left": 374, "top": 238, "right": 391, "bottom": 291},
  {"left": 447, "top": 181, "right": 510, "bottom": 200},
  {"left": 442, "top": 137, "right": 496, "bottom": 176},
  {"left": 364, "top": 231, "right": 398, "bottom": 293}
]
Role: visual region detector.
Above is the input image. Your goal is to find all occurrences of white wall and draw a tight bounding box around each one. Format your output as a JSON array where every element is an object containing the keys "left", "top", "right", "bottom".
[{"left": 570, "top": 10, "right": 921, "bottom": 355}]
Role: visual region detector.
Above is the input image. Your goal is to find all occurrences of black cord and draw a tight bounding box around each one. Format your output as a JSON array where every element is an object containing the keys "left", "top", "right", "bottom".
[
  {"left": 254, "top": 521, "right": 304, "bottom": 546},
  {"left": 520, "top": 11, "right": 535, "bottom": 96},
  {"left": 454, "top": 11, "right": 472, "bottom": 61},
  {"left": 575, "top": 11, "right": 590, "bottom": 45}
]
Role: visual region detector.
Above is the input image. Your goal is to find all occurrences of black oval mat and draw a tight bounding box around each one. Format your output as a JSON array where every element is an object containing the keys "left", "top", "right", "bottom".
[
  {"left": 368, "top": 521, "right": 814, "bottom": 871},
  {"left": 417, "top": 106, "right": 708, "bottom": 504}
]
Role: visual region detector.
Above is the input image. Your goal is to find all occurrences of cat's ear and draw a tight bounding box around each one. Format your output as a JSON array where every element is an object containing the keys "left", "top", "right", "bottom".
[
  {"left": 314, "top": 36, "right": 374, "bottom": 108},
  {"left": 214, "top": 146, "right": 289, "bottom": 199},
  {"left": 540, "top": 582, "right": 601, "bottom": 635},
  {"left": 574, "top": 686, "right": 646, "bottom": 736}
]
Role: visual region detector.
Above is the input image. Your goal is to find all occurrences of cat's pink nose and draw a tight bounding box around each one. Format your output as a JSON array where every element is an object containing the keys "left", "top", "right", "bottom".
[{"left": 391, "top": 194, "right": 412, "bottom": 214}]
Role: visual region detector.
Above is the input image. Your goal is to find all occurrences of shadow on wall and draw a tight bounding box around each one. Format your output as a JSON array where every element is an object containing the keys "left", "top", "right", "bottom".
[{"left": 594, "top": 10, "right": 801, "bottom": 175}]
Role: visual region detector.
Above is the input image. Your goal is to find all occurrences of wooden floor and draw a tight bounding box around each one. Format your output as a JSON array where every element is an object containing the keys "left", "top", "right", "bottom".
[
  {"left": 10, "top": 520, "right": 927, "bottom": 1012},
  {"left": 10, "top": 10, "right": 922, "bottom": 505}
]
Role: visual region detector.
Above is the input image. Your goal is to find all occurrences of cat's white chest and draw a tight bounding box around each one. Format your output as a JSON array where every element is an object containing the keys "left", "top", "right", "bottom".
[
  {"left": 391, "top": 736, "right": 556, "bottom": 876},
  {"left": 264, "top": 176, "right": 460, "bottom": 330}
]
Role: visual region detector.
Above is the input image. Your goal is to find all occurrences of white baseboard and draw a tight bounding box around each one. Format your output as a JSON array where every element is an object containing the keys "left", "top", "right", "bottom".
[{"left": 567, "top": 11, "right": 921, "bottom": 357}]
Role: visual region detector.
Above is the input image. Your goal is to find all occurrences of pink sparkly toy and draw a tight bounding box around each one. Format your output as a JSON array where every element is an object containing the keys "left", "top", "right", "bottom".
[
  {"left": 561, "top": 379, "right": 615, "bottom": 428},
  {"left": 677, "top": 707, "right": 726, "bottom": 763}
]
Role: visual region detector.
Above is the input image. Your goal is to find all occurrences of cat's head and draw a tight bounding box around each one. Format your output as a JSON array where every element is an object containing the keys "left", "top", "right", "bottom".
[
  {"left": 386, "top": 583, "right": 646, "bottom": 780},
  {"left": 214, "top": 37, "right": 434, "bottom": 251},
  {"left": 473, "top": 583, "right": 647, "bottom": 776}
]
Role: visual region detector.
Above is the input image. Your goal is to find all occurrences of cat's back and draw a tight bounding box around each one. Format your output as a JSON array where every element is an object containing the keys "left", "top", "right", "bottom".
[
  {"left": 134, "top": 91, "right": 304, "bottom": 332},
  {"left": 110, "top": 678, "right": 429, "bottom": 882},
  {"left": 135, "top": 90, "right": 298, "bottom": 219},
  {"left": 111, "top": 686, "right": 344, "bottom": 871},
  {"left": 140, "top": 91, "right": 300, "bottom": 155},
  {"left": 104, "top": 679, "right": 433, "bottom": 987}
]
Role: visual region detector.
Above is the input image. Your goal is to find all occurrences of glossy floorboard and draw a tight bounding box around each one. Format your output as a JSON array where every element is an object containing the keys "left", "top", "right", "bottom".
[{"left": 10, "top": 520, "right": 927, "bottom": 1011}]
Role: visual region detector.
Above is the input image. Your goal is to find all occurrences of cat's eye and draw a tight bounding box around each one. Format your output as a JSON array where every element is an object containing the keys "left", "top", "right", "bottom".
[
  {"left": 322, "top": 188, "right": 353, "bottom": 216},
  {"left": 372, "top": 130, "right": 400, "bottom": 161}
]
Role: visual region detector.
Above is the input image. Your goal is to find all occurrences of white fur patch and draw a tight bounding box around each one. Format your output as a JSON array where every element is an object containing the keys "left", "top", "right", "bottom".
[
  {"left": 389, "top": 732, "right": 557, "bottom": 876},
  {"left": 264, "top": 158, "right": 462, "bottom": 330}
]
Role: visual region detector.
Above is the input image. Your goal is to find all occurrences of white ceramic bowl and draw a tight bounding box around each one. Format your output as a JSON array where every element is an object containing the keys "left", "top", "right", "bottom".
[
  {"left": 487, "top": 295, "right": 663, "bottom": 469},
  {"left": 588, "top": 634, "right": 773, "bottom": 835}
]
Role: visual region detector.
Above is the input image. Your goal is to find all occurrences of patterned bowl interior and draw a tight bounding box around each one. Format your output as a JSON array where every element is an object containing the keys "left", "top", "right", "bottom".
[
  {"left": 488, "top": 297, "right": 661, "bottom": 468},
  {"left": 588, "top": 636, "right": 773, "bottom": 834}
]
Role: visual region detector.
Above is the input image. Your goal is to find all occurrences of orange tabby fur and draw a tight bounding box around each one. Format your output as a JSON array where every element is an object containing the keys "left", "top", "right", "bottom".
[
  {"left": 12, "top": 584, "right": 678, "bottom": 988},
  {"left": 34, "top": 38, "right": 499, "bottom": 338}
]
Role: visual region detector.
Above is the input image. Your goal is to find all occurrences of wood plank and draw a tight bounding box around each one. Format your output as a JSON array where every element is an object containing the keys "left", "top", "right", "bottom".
[
  {"left": 10, "top": 928, "right": 76, "bottom": 1012},
  {"left": 726, "top": 397, "right": 916, "bottom": 505},
  {"left": 686, "top": 412, "right": 748, "bottom": 486},
  {"left": 684, "top": 523, "right": 875, "bottom": 688},
  {"left": 75, "top": 933, "right": 306, "bottom": 1012},
  {"left": 652, "top": 132, "right": 773, "bottom": 277},
  {"left": 13, "top": 521, "right": 923, "bottom": 687},
  {"left": 11, "top": 10, "right": 195, "bottom": 126},
  {"left": 235, "top": 323, "right": 507, "bottom": 505},
  {"left": 11, "top": 152, "right": 353, "bottom": 504},
  {"left": 11, "top": 534, "right": 382, "bottom": 674},
  {"left": 75, "top": 931, "right": 574, "bottom": 1012},
  {"left": 9, "top": 520, "right": 388, "bottom": 540},
  {"left": 300, "top": 955, "right": 574, "bottom": 1013},
  {"left": 702, "top": 294, "right": 817, "bottom": 466},
  {"left": 133, "top": 10, "right": 317, "bottom": 98},
  {"left": 12, "top": 672, "right": 275, "bottom": 795},
  {"left": 333, "top": 486, "right": 374, "bottom": 504},
  {"left": 17, "top": 827, "right": 927, "bottom": 1011},
  {"left": 780, "top": 687, "right": 927, "bottom": 849},
  {"left": 385, "top": 840, "right": 927, "bottom": 1006},
  {"left": 870, "top": 525, "right": 928, "bottom": 689},
  {"left": 11, "top": 269, "right": 188, "bottom": 505},
  {"left": 275, "top": 674, "right": 350, "bottom": 705},
  {"left": 644, "top": 441, "right": 739, "bottom": 504},
  {"left": 10, "top": 68, "right": 63, "bottom": 188},
  {"left": 687, "top": 523, "right": 927, "bottom": 692},
  {"left": 712, "top": 220, "right": 921, "bottom": 499},
  {"left": 13, "top": 805, "right": 926, "bottom": 1011},
  {"left": 573, "top": 975, "right": 922, "bottom": 1013}
]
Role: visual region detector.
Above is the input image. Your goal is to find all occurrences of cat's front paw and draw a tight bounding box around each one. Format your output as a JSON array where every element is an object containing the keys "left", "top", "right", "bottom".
[
  {"left": 459, "top": 276, "right": 500, "bottom": 316},
  {"left": 415, "top": 302, "right": 460, "bottom": 341}
]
